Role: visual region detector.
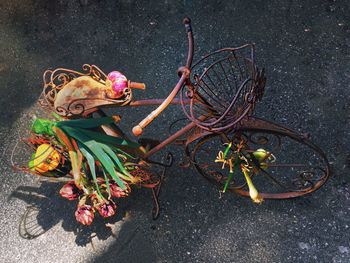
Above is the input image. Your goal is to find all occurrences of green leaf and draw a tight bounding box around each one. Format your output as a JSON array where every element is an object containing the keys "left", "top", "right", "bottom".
[
  {"left": 62, "top": 126, "right": 126, "bottom": 190},
  {"left": 59, "top": 123, "right": 140, "bottom": 149},
  {"left": 59, "top": 126, "right": 90, "bottom": 145},
  {"left": 74, "top": 128, "right": 140, "bottom": 148},
  {"left": 32, "top": 118, "right": 56, "bottom": 136},
  {"left": 102, "top": 169, "right": 111, "bottom": 198},
  {"left": 98, "top": 143, "right": 130, "bottom": 175},
  {"left": 51, "top": 112, "right": 64, "bottom": 121},
  {"left": 79, "top": 144, "right": 104, "bottom": 199},
  {"left": 87, "top": 143, "right": 126, "bottom": 189},
  {"left": 56, "top": 117, "right": 115, "bottom": 129},
  {"left": 223, "top": 142, "right": 232, "bottom": 159},
  {"left": 223, "top": 155, "right": 240, "bottom": 193},
  {"left": 223, "top": 171, "right": 234, "bottom": 193}
]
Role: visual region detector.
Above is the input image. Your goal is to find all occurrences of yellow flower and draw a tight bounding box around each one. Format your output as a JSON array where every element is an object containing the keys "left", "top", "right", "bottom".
[
  {"left": 242, "top": 166, "right": 264, "bottom": 204},
  {"left": 33, "top": 144, "right": 60, "bottom": 173}
]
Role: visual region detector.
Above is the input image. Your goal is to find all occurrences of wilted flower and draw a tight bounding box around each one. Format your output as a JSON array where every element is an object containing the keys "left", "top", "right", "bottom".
[
  {"left": 215, "top": 150, "right": 228, "bottom": 169},
  {"left": 110, "top": 183, "right": 128, "bottom": 198},
  {"left": 75, "top": 204, "right": 94, "bottom": 225},
  {"left": 96, "top": 201, "right": 117, "bottom": 218},
  {"left": 59, "top": 181, "right": 81, "bottom": 200}
]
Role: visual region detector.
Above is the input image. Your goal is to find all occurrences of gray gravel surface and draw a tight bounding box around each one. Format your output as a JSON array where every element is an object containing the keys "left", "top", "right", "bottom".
[{"left": 0, "top": 0, "right": 349, "bottom": 262}]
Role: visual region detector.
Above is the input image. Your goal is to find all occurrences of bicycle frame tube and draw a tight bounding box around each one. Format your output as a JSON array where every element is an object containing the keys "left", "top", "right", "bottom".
[
  {"left": 121, "top": 98, "right": 199, "bottom": 159},
  {"left": 132, "top": 74, "right": 188, "bottom": 136},
  {"left": 94, "top": 95, "right": 199, "bottom": 160},
  {"left": 143, "top": 121, "right": 197, "bottom": 159},
  {"left": 129, "top": 98, "right": 190, "bottom": 107},
  {"left": 131, "top": 18, "right": 194, "bottom": 136},
  {"left": 142, "top": 114, "right": 208, "bottom": 159}
]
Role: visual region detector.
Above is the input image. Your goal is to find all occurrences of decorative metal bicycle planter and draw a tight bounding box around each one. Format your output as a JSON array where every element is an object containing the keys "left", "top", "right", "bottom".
[{"left": 13, "top": 18, "right": 330, "bottom": 229}]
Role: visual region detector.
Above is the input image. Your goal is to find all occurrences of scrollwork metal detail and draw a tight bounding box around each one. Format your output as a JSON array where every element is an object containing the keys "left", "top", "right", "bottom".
[{"left": 39, "top": 64, "right": 132, "bottom": 117}]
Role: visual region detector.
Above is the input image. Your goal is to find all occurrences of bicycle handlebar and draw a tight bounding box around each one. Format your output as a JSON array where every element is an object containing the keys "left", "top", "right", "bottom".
[
  {"left": 128, "top": 81, "right": 146, "bottom": 90},
  {"left": 183, "top": 17, "right": 194, "bottom": 69},
  {"left": 132, "top": 17, "right": 194, "bottom": 136}
]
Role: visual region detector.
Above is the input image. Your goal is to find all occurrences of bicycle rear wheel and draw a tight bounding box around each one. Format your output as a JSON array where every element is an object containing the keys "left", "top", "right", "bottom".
[{"left": 187, "top": 122, "right": 330, "bottom": 199}]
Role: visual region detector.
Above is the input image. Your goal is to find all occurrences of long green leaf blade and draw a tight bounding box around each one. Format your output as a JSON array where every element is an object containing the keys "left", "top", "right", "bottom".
[
  {"left": 74, "top": 128, "right": 140, "bottom": 148},
  {"left": 56, "top": 117, "right": 115, "bottom": 129},
  {"left": 60, "top": 124, "right": 140, "bottom": 149},
  {"left": 85, "top": 141, "right": 126, "bottom": 190},
  {"left": 223, "top": 171, "right": 234, "bottom": 193},
  {"left": 102, "top": 170, "right": 111, "bottom": 199},
  {"left": 61, "top": 126, "right": 126, "bottom": 190},
  {"left": 223, "top": 142, "right": 232, "bottom": 159},
  {"left": 79, "top": 144, "right": 104, "bottom": 199},
  {"left": 98, "top": 143, "right": 130, "bottom": 175},
  {"left": 223, "top": 156, "right": 240, "bottom": 193}
]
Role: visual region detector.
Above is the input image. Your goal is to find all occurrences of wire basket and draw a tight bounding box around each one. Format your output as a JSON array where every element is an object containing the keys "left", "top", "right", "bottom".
[{"left": 181, "top": 44, "right": 266, "bottom": 132}]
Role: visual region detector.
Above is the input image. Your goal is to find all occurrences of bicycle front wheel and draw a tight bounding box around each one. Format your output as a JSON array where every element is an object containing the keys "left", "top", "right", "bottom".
[{"left": 188, "top": 123, "right": 330, "bottom": 199}]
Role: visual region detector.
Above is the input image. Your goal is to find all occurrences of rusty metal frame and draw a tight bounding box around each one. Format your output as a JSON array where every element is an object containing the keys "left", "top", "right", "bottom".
[
  {"left": 36, "top": 17, "right": 330, "bottom": 203},
  {"left": 186, "top": 117, "right": 330, "bottom": 199}
]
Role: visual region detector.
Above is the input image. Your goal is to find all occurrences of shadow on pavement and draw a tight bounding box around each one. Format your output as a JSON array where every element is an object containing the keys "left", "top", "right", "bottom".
[{"left": 9, "top": 182, "right": 129, "bottom": 246}]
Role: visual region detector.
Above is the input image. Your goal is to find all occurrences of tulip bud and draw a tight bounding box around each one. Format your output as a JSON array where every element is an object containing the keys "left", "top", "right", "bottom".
[
  {"left": 75, "top": 204, "right": 94, "bottom": 225},
  {"left": 96, "top": 201, "right": 117, "bottom": 218},
  {"left": 59, "top": 181, "right": 81, "bottom": 200}
]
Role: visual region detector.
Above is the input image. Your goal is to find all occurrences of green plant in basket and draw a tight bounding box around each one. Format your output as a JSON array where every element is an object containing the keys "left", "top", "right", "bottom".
[{"left": 26, "top": 115, "right": 150, "bottom": 225}]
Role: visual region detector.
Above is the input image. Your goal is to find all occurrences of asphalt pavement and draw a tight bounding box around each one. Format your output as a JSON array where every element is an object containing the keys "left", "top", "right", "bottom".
[{"left": 0, "top": 0, "right": 349, "bottom": 262}]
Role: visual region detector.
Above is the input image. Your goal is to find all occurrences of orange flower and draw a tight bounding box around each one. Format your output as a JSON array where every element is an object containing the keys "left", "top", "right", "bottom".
[{"left": 33, "top": 144, "right": 60, "bottom": 173}]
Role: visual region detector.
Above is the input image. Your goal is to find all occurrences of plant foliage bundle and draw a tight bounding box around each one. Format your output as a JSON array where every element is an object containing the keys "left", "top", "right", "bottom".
[{"left": 24, "top": 115, "right": 155, "bottom": 225}]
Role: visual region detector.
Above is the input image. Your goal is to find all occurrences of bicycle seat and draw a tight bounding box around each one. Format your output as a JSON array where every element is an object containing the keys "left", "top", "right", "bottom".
[{"left": 40, "top": 65, "right": 144, "bottom": 117}]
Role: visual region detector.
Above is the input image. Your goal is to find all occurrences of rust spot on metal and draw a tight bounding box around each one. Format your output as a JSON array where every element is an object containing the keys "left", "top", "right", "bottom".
[
  {"left": 74, "top": 79, "right": 90, "bottom": 89},
  {"left": 85, "top": 87, "right": 101, "bottom": 98}
]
